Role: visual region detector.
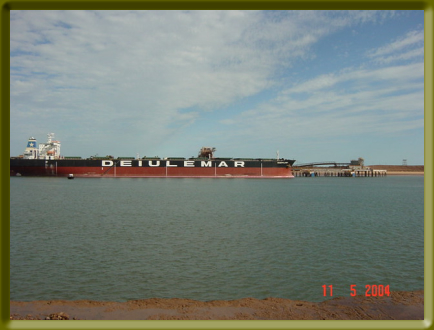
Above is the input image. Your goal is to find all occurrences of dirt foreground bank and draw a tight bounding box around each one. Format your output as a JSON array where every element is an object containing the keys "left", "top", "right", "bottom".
[{"left": 10, "top": 290, "right": 423, "bottom": 320}]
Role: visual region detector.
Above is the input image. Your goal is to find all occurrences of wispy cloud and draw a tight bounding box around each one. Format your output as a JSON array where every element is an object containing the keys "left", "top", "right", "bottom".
[
  {"left": 219, "top": 61, "right": 423, "bottom": 147},
  {"left": 367, "top": 30, "right": 424, "bottom": 64},
  {"left": 10, "top": 10, "right": 423, "bottom": 163}
]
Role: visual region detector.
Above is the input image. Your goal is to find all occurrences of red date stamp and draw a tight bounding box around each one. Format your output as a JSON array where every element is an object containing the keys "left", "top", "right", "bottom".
[{"left": 322, "top": 284, "right": 390, "bottom": 297}]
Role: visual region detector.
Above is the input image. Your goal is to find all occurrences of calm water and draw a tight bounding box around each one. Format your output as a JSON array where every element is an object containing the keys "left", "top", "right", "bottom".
[{"left": 10, "top": 176, "right": 424, "bottom": 302}]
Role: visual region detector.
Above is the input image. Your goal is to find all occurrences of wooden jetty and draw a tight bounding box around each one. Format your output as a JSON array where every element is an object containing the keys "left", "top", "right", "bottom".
[{"left": 292, "top": 158, "right": 387, "bottom": 177}]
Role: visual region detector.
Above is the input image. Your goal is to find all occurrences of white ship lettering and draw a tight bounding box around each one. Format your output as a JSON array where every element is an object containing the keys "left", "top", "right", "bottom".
[
  {"left": 149, "top": 160, "right": 160, "bottom": 167},
  {"left": 101, "top": 160, "right": 246, "bottom": 168}
]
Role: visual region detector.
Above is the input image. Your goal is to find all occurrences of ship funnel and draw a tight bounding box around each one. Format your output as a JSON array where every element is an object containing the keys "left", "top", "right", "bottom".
[{"left": 23, "top": 137, "right": 38, "bottom": 159}]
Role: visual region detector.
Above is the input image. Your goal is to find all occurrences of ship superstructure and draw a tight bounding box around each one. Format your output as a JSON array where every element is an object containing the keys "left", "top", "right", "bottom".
[
  {"left": 22, "top": 133, "right": 61, "bottom": 160},
  {"left": 38, "top": 133, "right": 61, "bottom": 160}
]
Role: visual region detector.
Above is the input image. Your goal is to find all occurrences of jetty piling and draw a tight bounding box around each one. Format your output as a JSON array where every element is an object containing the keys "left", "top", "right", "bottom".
[{"left": 293, "top": 168, "right": 387, "bottom": 177}]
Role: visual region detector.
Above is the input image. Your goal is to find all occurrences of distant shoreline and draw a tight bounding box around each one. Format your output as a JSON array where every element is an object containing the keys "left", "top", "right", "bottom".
[
  {"left": 10, "top": 290, "right": 423, "bottom": 320},
  {"left": 383, "top": 172, "right": 424, "bottom": 175},
  {"left": 368, "top": 165, "right": 424, "bottom": 176},
  {"left": 292, "top": 165, "right": 424, "bottom": 176}
]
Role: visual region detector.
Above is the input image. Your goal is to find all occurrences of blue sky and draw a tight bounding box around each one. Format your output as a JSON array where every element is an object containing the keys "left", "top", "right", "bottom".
[{"left": 10, "top": 10, "right": 424, "bottom": 165}]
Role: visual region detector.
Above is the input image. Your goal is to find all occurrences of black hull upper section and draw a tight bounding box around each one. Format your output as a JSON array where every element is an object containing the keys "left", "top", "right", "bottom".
[
  {"left": 10, "top": 158, "right": 295, "bottom": 168},
  {"left": 10, "top": 158, "right": 296, "bottom": 178}
]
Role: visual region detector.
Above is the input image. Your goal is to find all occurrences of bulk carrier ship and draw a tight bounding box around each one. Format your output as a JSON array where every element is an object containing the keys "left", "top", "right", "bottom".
[{"left": 10, "top": 133, "right": 295, "bottom": 178}]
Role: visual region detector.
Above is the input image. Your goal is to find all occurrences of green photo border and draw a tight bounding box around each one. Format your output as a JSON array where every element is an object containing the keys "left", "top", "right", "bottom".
[{"left": 1, "top": 1, "right": 432, "bottom": 329}]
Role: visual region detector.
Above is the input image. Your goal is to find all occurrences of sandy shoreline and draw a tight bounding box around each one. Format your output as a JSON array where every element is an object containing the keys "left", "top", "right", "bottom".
[
  {"left": 384, "top": 171, "right": 424, "bottom": 175},
  {"left": 10, "top": 290, "right": 423, "bottom": 320},
  {"left": 368, "top": 165, "right": 424, "bottom": 176}
]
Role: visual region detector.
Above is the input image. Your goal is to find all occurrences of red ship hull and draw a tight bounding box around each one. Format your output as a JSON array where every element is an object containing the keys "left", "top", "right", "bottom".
[{"left": 10, "top": 165, "right": 294, "bottom": 178}]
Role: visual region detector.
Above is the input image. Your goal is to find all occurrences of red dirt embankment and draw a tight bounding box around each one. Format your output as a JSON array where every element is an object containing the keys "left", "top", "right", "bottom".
[
  {"left": 10, "top": 290, "right": 423, "bottom": 320},
  {"left": 369, "top": 165, "right": 424, "bottom": 175}
]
